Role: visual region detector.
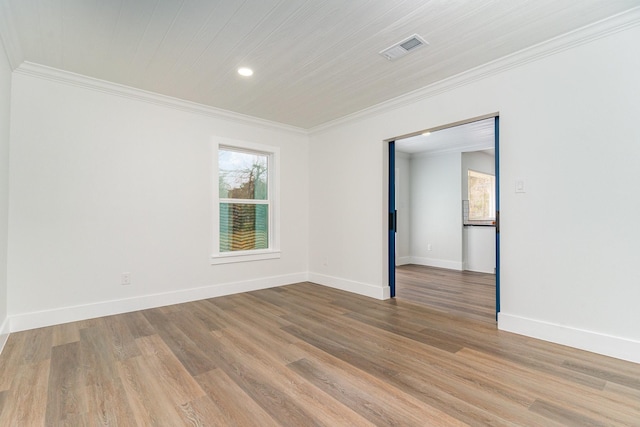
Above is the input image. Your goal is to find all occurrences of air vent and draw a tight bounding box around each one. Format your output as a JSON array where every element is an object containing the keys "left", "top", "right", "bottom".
[{"left": 379, "top": 34, "right": 428, "bottom": 61}]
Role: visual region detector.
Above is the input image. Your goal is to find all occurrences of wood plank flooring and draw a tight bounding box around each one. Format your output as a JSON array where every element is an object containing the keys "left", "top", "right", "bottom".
[
  {"left": 396, "top": 264, "right": 496, "bottom": 323},
  {"left": 0, "top": 282, "right": 639, "bottom": 426}
]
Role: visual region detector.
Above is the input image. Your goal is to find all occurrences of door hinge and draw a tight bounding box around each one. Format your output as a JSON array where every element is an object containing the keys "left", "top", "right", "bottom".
[{"left": 389, "top": 210, "right": 397, "bottom": 232}]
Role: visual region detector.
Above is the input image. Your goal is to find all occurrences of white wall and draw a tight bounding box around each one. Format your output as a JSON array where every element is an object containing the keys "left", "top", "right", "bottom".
[
  {"left": 0, "top": 38, "right": 11, "bottom": 347},
  {"left": 395, "top": 152, "right": 411, "bottom": 265},
  {"left": 308, "top": 118, "right": 389, "bottom": 298},
  {"left": 409, "top": 152, "right": 462, "bottom": 270},
  {"left": 462, "top": 151, "right": 496, "bottom": 273},
  {"left": 7, "top": 69, "right": 309, "bottom": 330},
  {"left": 308, "top": 21, "right": 640, "bottom": 362}
]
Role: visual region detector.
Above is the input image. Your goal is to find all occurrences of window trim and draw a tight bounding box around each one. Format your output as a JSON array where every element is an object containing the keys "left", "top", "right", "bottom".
[{"left": 211, "top": 137, "right": 280, "bottom": 265}]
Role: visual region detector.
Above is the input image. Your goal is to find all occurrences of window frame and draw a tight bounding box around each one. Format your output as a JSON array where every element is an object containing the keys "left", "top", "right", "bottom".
[{"left": 211, "top": 138, "right": 280, "bottom": 265}]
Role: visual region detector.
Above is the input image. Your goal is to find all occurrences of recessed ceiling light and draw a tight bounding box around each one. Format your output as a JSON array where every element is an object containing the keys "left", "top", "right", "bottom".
[
  {"left": 237, "top": 67, "right": 253, "bottom": 77},
  {"left": 422, "top": 131, "right": 431, "bottom": 136}
]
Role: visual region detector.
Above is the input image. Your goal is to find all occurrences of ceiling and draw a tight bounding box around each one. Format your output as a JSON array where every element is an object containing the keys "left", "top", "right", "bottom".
[
  {"left": 0, "top": 0, "right": 638, "bottom": 129},
  {"left": 395, "top": 117, "right": 495, "bottom": 155}
]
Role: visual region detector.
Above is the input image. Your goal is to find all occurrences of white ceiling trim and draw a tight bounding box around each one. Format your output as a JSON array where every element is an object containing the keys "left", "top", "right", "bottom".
[
  {"left": 6, "top": 5, "right": 640, "bottom": 134},
  {"left": 13, "top": 61, "right": 308, "bottom": 135},
  {"left": 309, "top": 6, "right": 640, "bottom": 135},
  {"left": 409, "top": 142, "right": 496, "bottom": 158}
]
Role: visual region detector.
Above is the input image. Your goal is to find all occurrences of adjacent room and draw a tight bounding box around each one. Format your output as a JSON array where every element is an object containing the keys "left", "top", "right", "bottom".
[
  {"left": 1, "top": 1, "right": 639, "bottom": 425},
  {"left": 394, "top": 118, "right": 498, "bottom": 323}
]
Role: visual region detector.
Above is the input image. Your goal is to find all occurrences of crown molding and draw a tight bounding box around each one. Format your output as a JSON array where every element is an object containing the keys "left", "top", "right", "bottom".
[
  {"left": 409, "top": 141, "right": 496, "bottom": 159},
  {"left": 13, "top": 62, "right": 308, "bottom": 135},
  {"left": 309, "top": 6, "right": 640, "bottom": 135},
  {"left": 7, "top": 6, "right": 640, "bottom": 135}
]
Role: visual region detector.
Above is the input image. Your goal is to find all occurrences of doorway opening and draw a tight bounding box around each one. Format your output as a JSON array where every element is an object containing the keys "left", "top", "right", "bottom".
[{"left": 388, "top": 114, "right": 500, "bottom": 321}]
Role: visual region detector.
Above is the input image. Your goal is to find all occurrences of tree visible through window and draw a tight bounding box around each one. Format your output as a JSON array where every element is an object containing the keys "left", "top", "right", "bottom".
[
  {"left": 218, "top": 148, "right": 270, "bottom": 252},
  {"left": 468, "top": 169, "right": 495, "bottom": 221}
]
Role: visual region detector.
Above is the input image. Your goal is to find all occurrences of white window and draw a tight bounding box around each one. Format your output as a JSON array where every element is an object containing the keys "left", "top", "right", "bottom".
[
  {"left": 212, "top": 138, "right": 280, "bottom": 264},
  {"left": 467, "top": 169, "right": 495, "bottom": 222}
]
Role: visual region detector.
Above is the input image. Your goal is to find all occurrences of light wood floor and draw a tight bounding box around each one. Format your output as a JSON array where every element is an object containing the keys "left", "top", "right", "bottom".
[
  {"left": 1, "top": 282, "right": 639, "bottom": 426},
  {"left": 396, "top": 264, "right": 496, "bottom": 323}
]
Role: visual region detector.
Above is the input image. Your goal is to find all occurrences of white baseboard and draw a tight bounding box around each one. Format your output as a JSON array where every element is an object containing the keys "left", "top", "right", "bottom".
[
  {"left": 409, "top": 256, "right": 463, "bottom": 271},
  {"left": 9, "top": 272, "right": 308, "bottom": 333},
  {"left": 396, "top": 256, "right": 411, "bottom": 266},
  {"left": 498, "top": 313, "right": 640, "bottom": 364},
  {"left": 0, "top": 316, "right": 9, "bottom": 355},
  {"left": 465, "top": 266, "right": 496, "bottom": 274},
  {"left": 308, "top": 272, "right": 390, "bottom": 300}
]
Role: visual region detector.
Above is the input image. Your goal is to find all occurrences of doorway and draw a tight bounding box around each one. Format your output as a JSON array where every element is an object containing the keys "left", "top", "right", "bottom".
[{"left": 388, "top": 115, "right": 500, "bottom": 319}]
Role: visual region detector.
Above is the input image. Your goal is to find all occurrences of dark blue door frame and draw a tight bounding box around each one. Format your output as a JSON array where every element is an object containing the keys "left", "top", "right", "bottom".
[
  {"left": 388, "top": 140, "right": 396, "bottom": 298},
  {"left": 494, "top": 116, "right": 501, "bottom": 319}
]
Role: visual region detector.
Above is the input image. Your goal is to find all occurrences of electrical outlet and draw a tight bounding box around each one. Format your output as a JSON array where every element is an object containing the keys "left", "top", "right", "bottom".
[
  {"left": 427, "top": 244, "right": 432, "bottom": 251},
  {"left": 121, "top": 272, "right": 131, "bottom": 286}
]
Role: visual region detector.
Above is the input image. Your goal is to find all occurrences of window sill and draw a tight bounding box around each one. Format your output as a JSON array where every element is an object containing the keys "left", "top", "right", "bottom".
[
  {"left": 210, "top": 250, "right": 281, "bottom": 265},
  {"left": 464, "top": 219, "right": 496, "bottom": 226}
]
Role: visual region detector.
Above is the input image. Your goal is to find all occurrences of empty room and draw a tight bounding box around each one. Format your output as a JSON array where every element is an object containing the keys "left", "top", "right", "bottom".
[{"left": 1, "top": 1, "right": 639, "bottom": 425}]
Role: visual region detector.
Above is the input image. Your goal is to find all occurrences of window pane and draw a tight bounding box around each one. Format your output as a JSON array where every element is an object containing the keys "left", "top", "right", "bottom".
[
  {"left": 220, "top": 203, "right": 268, "bottom": 252},
  {"left": 468, "top": 170, "right": 495, "bottom": 221},
  {"left": 219, "top": 149, "right": 268, "bottom": 200}
]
